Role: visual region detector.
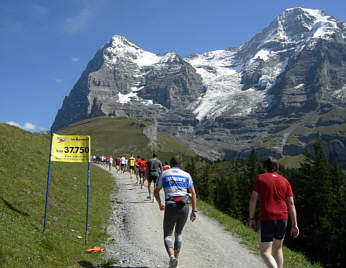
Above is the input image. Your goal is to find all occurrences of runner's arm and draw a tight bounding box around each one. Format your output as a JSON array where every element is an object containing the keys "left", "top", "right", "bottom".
[
  {"left": 249, "top": 191, "right": 258, "bottom": 230},
  {"left": 287, "top": 195, "right": 299, "bottom": 238},
  {"left": 189, "top": 186, "right": 197, "bottom": 222},
  {"left": 154, "top": 187, "right": 165, "bottom": 211}
]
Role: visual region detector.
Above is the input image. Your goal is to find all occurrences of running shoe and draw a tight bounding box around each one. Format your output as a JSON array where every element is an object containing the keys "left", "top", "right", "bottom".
[
  {"left": 169, "top": 258, "right": 178, "bottom": 268},
  {"left": 147, "top": 195, "right": 151, "bottom": 200}
]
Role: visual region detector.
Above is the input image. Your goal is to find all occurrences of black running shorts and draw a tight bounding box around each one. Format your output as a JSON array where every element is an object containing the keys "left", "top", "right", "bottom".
[
  {"left": 148, "top": 174, "right": 158, "bottom": 183},
  {"left": 259, "top": 220, "right": 288, "bottom": 242}
]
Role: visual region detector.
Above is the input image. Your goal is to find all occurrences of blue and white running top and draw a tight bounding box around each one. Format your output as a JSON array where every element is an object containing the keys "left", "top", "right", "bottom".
[{"left": 156, "top": 167, "right": 194, "bottom": 205}]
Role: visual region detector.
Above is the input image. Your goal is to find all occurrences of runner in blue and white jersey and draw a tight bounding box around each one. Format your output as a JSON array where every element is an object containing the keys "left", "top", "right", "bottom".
[{"left": 154, "top": 155, "right": 197, "bottom": 268}]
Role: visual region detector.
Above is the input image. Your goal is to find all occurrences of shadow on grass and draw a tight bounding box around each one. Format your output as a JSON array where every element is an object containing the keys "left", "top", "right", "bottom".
[
  {"left": 78, "top": 261, "right": 150, "bottom": 268},
  {"left": 1, "top": 197, "right": 29, "bottom": 216}
]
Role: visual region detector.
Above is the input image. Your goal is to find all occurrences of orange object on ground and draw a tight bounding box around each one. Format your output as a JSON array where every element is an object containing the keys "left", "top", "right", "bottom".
[{"left": 85, "top": 246, "right": 105, "bottom": 253}]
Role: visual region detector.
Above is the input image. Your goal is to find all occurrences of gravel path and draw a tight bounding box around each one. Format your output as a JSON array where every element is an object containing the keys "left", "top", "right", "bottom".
[{"left": 99, "top": 165, "right": 266, "bottom": 268}]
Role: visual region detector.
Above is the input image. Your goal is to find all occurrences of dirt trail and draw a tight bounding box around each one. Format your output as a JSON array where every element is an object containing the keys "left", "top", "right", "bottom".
[{"left": 99, "top": 165, "right": 266, "bottom": 268}]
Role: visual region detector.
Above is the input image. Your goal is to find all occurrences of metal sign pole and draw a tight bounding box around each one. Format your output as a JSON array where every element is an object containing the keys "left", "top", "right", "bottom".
[
  {"left": 85, "top": 161, "right": 91, "bottom": 244},
  {"left": 43, "top": 130, "right": 54, "bottom": 232}
]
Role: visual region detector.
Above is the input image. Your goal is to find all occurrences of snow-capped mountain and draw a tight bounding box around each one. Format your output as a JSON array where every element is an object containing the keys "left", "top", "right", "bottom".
[
  {"left": 52, "top": 7, "right": 346, "bottom": 166},
  {"left": 185, "top": 7, "right": 345, "bottom": 121}
]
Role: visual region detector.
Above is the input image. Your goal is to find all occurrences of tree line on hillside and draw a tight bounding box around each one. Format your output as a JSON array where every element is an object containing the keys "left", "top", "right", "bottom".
[{"left": 184, "top": 137, "right": 346, "bottom": 268}]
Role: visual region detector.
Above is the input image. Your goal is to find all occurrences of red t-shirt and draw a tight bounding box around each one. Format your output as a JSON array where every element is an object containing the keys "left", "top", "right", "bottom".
[
  {"left": 139, "top": 160, "right": 147, "bottom": 172},
  {"left": 253, "top": 172, "right": 293, "bottom": 221},
  {"left": 135, "top": 158, "right": 142, "bottom": 167}
]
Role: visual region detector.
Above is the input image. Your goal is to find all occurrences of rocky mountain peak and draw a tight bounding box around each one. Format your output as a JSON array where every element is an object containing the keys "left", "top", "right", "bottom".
[
  {"left": 159, "top": 51, "right": 183, "bottom": 64},
  {"left": 243, "top": 7, "right": 342, "bottom": 56},
  {"left": 110, "top": 35, "right": 140, "bottom": 50},
  {"left": 103, "top": 35, "right": 160, "bottom": 67},
  {"left": 52, "top": 8, "right": 346, "bottom": 167},
  {"left": 274, "top": 7, "right": 341, "bottom": 41}
]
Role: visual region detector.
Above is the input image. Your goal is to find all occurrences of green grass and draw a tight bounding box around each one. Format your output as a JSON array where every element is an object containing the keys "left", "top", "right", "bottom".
[
  {"left": 56, "top": 116, "right": 195, "bottom": 161},
  {"left": 280, "top": 154, "right": 307, "bottom": 169},
  {"left": 197, "top": 200, "right": 322, "bottom": 268},
  {"left": 156, "top": 132, "right": 195, "bottom": 161},
  {"left": 0, "top": 124, "right": 115, "bottom": 267},
  {"left": 57, "top": 117, "right": 151, "bottom": 156},
  {"left": 286, "top": 137, "right": 301, "bottom": 146}
]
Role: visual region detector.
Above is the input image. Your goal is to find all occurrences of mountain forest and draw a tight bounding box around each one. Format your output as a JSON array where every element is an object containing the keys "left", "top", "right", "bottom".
[{"left": 185, "top": 136, "right": 346, "bottom": 268}]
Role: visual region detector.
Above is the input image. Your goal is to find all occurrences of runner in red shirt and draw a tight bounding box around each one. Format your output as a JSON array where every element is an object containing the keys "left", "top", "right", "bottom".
[
  {"left": 249, "top": 157, "right": 299, "bottom": 268},
  {"left": 115, "top": 157, "right": 121, "bottom": 172},
  {"left": 138, "top": 158, "right": 147, "bottom": 189}
]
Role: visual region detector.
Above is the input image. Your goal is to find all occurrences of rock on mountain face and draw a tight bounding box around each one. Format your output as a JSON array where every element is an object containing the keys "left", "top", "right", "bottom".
[
  {"left": 52, "top": 36, "right": 205, "bottom": 131},
  {"left": 52, "top": 7, "right": 346, "bottom": 167}
]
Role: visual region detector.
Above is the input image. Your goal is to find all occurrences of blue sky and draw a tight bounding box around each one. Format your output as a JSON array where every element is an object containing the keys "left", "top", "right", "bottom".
[{"left": 1, "top": 0, "right": 345, "bottom": 132}]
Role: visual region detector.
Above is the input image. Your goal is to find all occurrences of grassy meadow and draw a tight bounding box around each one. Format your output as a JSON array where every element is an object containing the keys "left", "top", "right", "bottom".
[
  {"left": 57, "top": 116, "right": 195, "bottom": 161},
  {"left": 0, "top": 124, "right": 114, "bottom": 267}
]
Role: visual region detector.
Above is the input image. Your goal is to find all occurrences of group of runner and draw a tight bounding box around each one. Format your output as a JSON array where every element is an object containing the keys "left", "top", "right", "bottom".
[
  {"left": 100, "top": 153, "right": 173, "bottom": 200},
  {"left": 101, "top": 153, "right": 299, "bottom": 268},
  {"left": 93, "top": 154, "right": 138, "bottom": 174},
  {"left": 103, "top": 152, "right": 194, "bottom": 268}
]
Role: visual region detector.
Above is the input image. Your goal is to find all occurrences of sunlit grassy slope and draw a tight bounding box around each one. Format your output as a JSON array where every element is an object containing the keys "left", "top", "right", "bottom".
[
  {"left": 0, "top": 123, "right": 114, "bottom": 267},
  {"left": 56, "top": 116, "right": 195, "bottom": 161}
]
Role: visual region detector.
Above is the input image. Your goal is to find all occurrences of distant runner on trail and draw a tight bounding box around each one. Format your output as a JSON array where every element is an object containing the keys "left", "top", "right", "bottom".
[
  {"left": 146, "top": 153, "right": 163, "bottom": 201},
  {"left": 115, "top": 156, "right": 120, "bottom": 172},
  {"left": 138, "top": 157, "right": 147, "bottom": 189},
  {"left": 154, "top": 155, "right": 197, "bottom": 268},
  {"left": 249, "top": 156, "right": 299, "bottom": 268},
  {"left": 128, "top": 155, "right": 136, "bottom": 178},
  {"left": 109, "top": 156, "right": 113, "bottom": 171},
  {"left": 120, "top": 156, "right": 126, "bottom": 173}
]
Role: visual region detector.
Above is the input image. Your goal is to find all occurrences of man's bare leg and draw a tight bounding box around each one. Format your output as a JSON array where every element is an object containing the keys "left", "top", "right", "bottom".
[
  {"left": 260, "top": 242, "right": 278, "bottom": 268},
  {"left": 272, "top": 239, "right": 284, "bottom": 268},
  {"left": 174, "top": 251, "right": 180, "bottom": 259},
  {"left": 147, "top": 182, "right": 152, "bottom": 198}
]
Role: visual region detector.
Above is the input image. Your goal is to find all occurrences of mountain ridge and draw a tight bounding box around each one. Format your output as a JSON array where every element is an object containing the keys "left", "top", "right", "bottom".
[{"left": 51, "top": 7, "right": 346, "bottom": 166}]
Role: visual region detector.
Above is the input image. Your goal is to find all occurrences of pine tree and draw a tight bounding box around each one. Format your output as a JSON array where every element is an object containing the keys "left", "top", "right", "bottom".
[
  {"left": 237, "top": 149, "right": 261, "bottom": 221},
  {"left": 291, "top": 136, "right": 339, "bottom": 267},
  {"left": 248, "top": 149, "right": 261, "bottom": 184},
  {"left": 197, "top": 163, "right": 211, "bottom": 201},
  {"left": 214, "top": 174, "right": 231, "bottom": 213},
  {"left": 227, "top": 172, "right": 241, "bottom": 218}
]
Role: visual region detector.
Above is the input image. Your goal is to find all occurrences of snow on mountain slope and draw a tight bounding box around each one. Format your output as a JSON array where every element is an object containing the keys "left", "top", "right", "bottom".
[
  {"left": 101, "top": 36, "right": 187, "bottom": 107},
  {"left": 104, "top": 35, "right": 161, "bottom": 67},
  {"left": 185, "top": 7, "right": 343, "bottom": 121},
  {"left": 287, "top": 8, "right": 339, "bottom": 40},
  {"left": 185, "top": 49, "right": 263, "bottom": 120},
  {"left": 95, "top": 8, "right": 343, "bottom": 120}
]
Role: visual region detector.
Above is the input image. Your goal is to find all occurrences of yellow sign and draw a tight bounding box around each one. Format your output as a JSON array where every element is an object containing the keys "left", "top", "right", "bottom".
[{"left": 51, "top": 134, "right": 90, "bottom": 162}]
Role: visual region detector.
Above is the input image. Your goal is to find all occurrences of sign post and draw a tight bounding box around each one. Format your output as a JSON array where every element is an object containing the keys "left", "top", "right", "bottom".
[
  {"left": 85, "top": 162, "right": 91, "bottom": 244},
  {"left": 43, "top": 131, "right": 54, "bottom": 232},
  {"left": 43, "top": 133, "right": 91, "bottom": 242}
]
